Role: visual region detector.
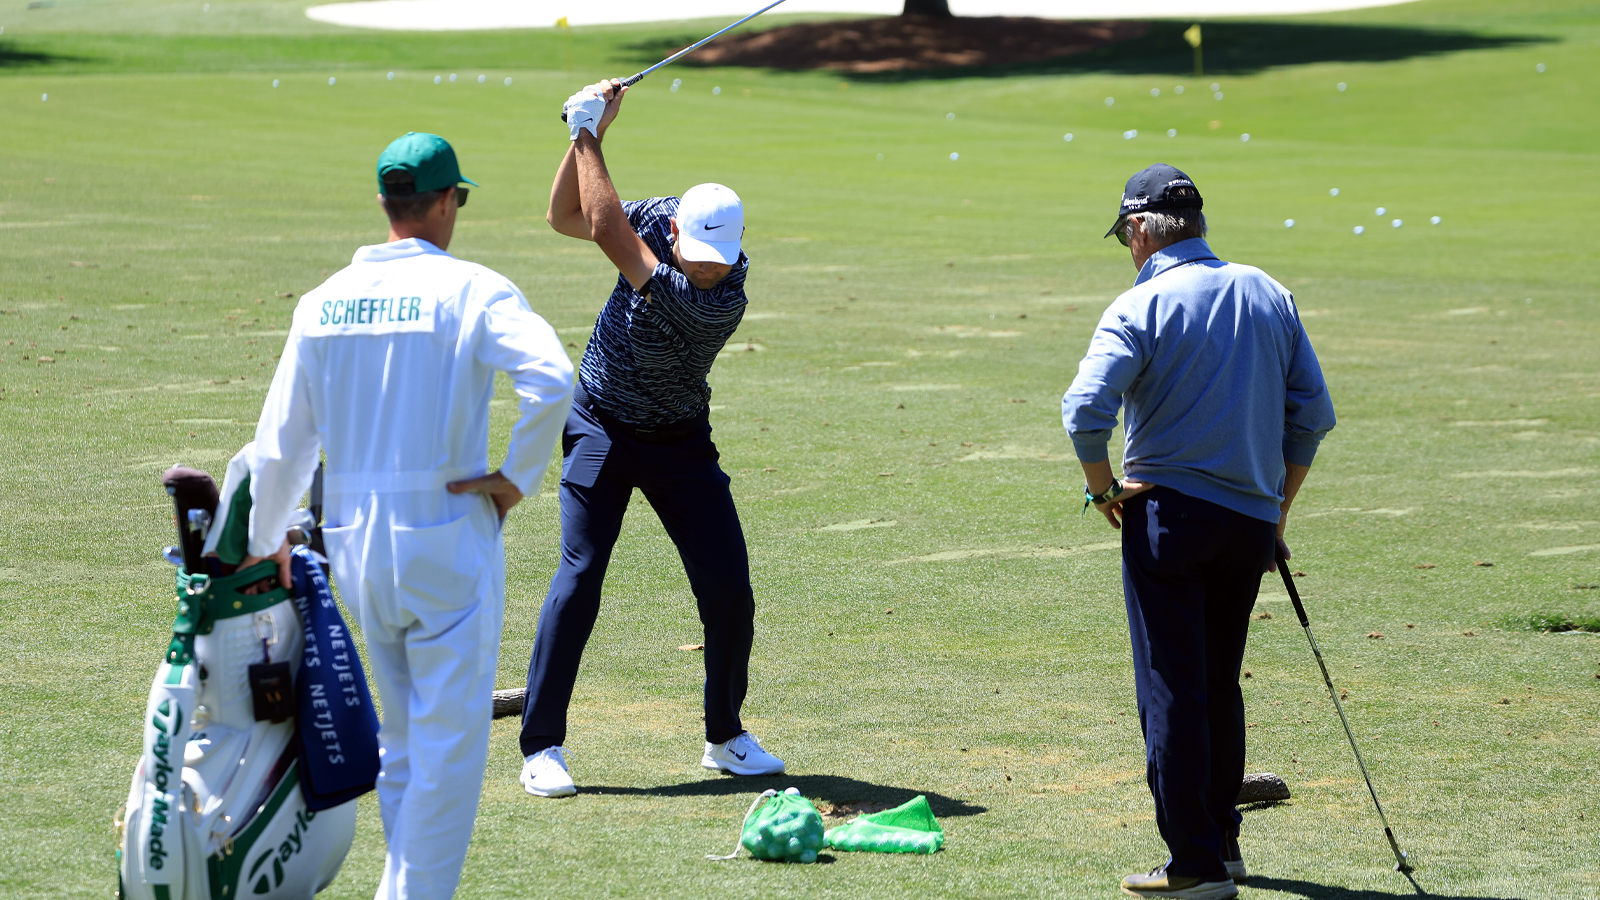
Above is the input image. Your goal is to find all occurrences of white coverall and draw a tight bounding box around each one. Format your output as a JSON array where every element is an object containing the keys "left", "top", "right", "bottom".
[{"left": 247, "top": 237, "right": 574, "bottom": 900}]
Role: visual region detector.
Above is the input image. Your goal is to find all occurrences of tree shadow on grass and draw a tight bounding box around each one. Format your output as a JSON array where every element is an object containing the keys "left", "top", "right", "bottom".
[
  {"left": 625, "top": 20, "right": 1547, "bottom": 81},
  {"left": 0, "top": 41, "right": 82, "bottom": 69},
  {"left": 584, "top": 773, "right": 985, "bottom": 818},
  {"left": 863, "top": 21, "right": 1549, "bottom": 81},
  {"left": 1248, "top": 874, "right": 1523, "bottom": 900}
]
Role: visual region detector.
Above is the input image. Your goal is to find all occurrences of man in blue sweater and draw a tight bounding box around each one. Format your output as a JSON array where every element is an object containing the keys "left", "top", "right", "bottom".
[{"left": 1063, "top": 164, "right": 1336, "bottom": 900}]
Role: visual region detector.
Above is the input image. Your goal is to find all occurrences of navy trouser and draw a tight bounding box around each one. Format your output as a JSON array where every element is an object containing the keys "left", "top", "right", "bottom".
[
  {"left": 519, "top": 396, "right": 755, "bottom": 757},
  {"left": 1120, "top": 486, "right": 1275, "bottom": 882}
]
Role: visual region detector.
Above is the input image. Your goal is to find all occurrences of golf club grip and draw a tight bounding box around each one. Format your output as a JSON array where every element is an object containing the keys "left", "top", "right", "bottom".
[
  {"left": 559, "top": 77, "right": 640, "bottom": 123},
  {"left": 1275, "top": 550, "right": 1313, "bottom": 628}
]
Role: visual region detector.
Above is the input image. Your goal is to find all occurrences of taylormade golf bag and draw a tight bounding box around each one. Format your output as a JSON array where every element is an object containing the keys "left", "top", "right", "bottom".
[{"left": 118, "top": 445, "right": 379, "bottom": 900}]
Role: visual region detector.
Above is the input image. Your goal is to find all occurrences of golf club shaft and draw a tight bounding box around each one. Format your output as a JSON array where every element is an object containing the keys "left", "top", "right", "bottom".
[
  {"left": 560, "top": 0, "right": 788, "bottom": 121},
  {"left": 622, "top": 0, "right": 788, "bottom": 86},
  {"left": 1276, "top": 553, "right": 1412, "bottom": 872}
]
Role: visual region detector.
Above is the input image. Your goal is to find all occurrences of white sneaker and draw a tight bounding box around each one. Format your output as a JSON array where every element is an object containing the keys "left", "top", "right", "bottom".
[
  {"left": 520, "top": 746, "right": 576, "bottom": 798},
  {"left": 701, "top": 731, "right": 785, "bottom": 776}
]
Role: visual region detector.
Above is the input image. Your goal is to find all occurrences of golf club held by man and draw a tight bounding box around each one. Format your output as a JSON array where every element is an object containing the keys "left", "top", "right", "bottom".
[{"left": 1063, "top": 164, "right": 1336, "bottom": 900}]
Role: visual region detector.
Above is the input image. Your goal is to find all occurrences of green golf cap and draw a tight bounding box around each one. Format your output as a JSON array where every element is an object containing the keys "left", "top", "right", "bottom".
[{"left": 376, "top": 132, "right": 478, "bottom": 195}]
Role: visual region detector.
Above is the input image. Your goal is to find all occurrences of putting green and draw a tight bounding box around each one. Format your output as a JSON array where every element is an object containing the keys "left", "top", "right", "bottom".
[{"left": 1, "top": 1, "right": 1597, "bottom": 897}]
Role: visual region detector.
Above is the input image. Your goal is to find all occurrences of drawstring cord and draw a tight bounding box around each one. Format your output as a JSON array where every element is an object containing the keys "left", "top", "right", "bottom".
[{"left": 706, "top": 790, "right": 777, "bottom": 861}]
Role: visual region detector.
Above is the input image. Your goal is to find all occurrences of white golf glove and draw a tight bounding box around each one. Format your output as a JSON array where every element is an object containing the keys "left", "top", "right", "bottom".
[{"left": 563, "top": 85, "right": 606, "bottom": 141}]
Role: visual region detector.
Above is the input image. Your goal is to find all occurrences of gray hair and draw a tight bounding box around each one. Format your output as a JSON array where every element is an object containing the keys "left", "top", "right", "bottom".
[{"left": 1130, "top": 207, "right": 1207, "bottom": 246}]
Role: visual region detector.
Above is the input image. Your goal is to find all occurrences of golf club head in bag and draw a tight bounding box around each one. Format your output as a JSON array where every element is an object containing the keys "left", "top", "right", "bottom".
[{"left": 120, "top": 445, "right": 370, "bottom": 900}]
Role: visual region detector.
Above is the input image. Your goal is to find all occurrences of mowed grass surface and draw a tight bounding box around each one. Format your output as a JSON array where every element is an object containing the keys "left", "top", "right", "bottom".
[{"left": 2, "top": 0, "right": 1599, "bottom": 897}]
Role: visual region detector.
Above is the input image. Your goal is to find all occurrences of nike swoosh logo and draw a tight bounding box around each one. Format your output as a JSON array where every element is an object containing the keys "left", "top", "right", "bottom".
[
  {"left": 732, "top": 749, "right": 747, "bottom": 760},
  {"left": 703, "top": 223, "right": 726, "bottom": 230}
]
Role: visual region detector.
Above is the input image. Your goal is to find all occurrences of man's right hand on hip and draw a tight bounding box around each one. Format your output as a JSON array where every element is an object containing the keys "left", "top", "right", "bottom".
[{"left": 448, "top": 471, "right": 524, "bottom": 521}]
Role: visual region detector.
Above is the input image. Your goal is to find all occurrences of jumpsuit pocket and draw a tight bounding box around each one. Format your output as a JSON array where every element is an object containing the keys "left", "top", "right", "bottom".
[
  {"left": 389, "top": 514, "right": 484, "bottom": 611},
  {"left": 321, "top": 519, "right": 367, "bottom": 605}
]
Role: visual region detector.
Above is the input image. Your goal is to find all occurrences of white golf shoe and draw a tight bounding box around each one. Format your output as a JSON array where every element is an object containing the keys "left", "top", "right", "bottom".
[
  {"left": 520, "top": 746, "right": 576, "bottom": 798},
  {"left": 701, "top": 731, "right": 785, "bottom": 776}
]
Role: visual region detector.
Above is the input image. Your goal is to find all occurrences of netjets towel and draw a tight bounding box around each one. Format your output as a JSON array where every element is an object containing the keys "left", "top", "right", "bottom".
[{"left": 291, "top": 547, "right": 380, "bottom": 812}]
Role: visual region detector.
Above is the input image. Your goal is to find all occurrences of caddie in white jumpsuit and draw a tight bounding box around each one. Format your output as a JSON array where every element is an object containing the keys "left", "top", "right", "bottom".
[{"left": 241, "top": 132, "right": 574, "bottom": 899}]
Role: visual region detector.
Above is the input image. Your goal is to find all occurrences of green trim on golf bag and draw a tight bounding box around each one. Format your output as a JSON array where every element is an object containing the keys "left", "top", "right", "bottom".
[
  {"left": 166, "top": 562, "right": 289, "bottom": 667},
  {"left": 120, "top": 445, "right": 357, "bottom": 900}
]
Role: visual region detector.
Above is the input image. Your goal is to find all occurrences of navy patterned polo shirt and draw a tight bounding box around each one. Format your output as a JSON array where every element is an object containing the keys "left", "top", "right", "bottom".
[{"left": 578, "top": 196, "right": 749, "bottom": 427}]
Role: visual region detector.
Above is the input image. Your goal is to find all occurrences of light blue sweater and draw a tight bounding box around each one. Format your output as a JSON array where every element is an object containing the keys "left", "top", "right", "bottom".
[{"left": 1062, "top": 238, "right": 1336, "bottom": 524}]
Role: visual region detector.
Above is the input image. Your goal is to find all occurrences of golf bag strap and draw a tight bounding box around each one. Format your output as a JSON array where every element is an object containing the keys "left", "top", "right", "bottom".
[{"left": 166, "top": 561, "right": 291, "bottom": 665}]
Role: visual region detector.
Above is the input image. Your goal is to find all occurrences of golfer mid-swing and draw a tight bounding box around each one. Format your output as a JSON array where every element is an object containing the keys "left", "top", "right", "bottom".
[{"left": 517, "top": 79, "right": 784, "bottom": 798}]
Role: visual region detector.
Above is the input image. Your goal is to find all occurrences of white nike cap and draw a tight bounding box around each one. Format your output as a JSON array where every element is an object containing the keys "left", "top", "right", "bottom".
[{"left": 674, "top": 183, "right": 743, "bottom": 265}]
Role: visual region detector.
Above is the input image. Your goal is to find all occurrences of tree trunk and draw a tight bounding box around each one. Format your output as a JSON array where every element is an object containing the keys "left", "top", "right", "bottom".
[{"left": 901, "top": 0, "right": 953, "bottom": 17}]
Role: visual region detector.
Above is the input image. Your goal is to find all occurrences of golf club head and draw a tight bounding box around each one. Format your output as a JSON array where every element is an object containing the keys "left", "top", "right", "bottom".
[
  {"left": 162, "top": 465, "right": 220, "bottom": 574},
  {"left": 1391, "top": 840, "right": 1413, "bottom": 872}
]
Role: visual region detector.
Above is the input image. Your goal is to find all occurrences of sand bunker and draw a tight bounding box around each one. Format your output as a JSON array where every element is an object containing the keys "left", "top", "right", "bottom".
[{"left": 308, "top": 0, "right": 1419, "bottom": 32}]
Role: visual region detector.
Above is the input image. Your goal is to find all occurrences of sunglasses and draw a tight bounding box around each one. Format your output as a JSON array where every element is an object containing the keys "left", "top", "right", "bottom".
[
  {"left": 454, "top": 187, "right": 469, "bottom": 208},
  {"left": 1113, "top": 217, "right": 1131, "bottom": 247}
]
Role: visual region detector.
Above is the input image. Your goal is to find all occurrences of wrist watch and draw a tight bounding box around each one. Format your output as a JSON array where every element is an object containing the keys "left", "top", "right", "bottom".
[{"left": 1082, "top": 479, "right": 1123, "bottom": 513}]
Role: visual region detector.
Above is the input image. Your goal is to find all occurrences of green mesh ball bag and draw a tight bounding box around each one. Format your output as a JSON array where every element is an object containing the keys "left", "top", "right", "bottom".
[
  {"left": 707, "top": 789, "right": 825, "bottom": 864},
  {"left": 823, "top": 794, "right": 945, "bottom": 854}
]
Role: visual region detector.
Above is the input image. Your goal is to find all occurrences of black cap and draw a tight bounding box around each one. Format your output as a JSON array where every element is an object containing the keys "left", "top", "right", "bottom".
[{"left": 1105, "top": 163, "right": 1204, "bottom": 238}]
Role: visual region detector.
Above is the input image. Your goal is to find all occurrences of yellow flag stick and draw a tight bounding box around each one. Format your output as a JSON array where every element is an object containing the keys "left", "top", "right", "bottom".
[{"left": 1184, "top": 24, "right": 1203, "bottom": 78}]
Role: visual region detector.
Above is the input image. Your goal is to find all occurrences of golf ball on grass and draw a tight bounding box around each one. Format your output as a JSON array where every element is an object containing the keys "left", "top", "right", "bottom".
[
  {"left": 1285, "top": 219, "right": 1295, "bottom": 228},
  {"left": 1337, "top": 82, "right": 1347, "bottom": 91},
  {"left": 950, "top": 152, "right": 959, "bottom": 161},
  {"left": 671, "top": 78, "right": 681, "bottom": 92},
  {"left": 1536, "top": 63, "right": 1546, "bottom": 73},
  {"left": 1124, "top": 130, "right": 1138, "bottom": 140},
  {"left": 713, "top": 86, "right": 721, "bottom": 95},
  {"left": 434, "top": 76, "right": 442, "bottom": 84},
  {"left": 1168, "top": 129, "right": 1177, "bottom": 137},
  {"left": 1150, "top": 88, "right": 1160, "bottom": 97},
  {"left": 1330, "top": 188, "right": 1340, "bottom": 196},
  {"left": 1063, "top": 133, "right": 1073, "bottom": 142},
  {"left": 1353, "top": 225, "right": 1365, "bottom": 234},
  {"left": 1105, "top": 97, "right": 1115, "bottom": 106},
  {"left": 478, "top": 74, "right": 486, "bottom": 83},
  {"left": 388, "top": 72, "right": 394, "bottom": 80},
  {"left": 946, "top": 112, "right": 955, "bottom": 120},
  {"left": 1392, "top": 219, "right": 1403, "bottom": 228},
  {"left": 1431, "top": 216, "right": 1441, "bottom": 225},
  {"left": 328, "top": 77, "right": 336, "bottom": 86},
  {"left": 1375, "top": 207, "right": 1386, "bottom": 215},
  {"left": 449, "top": 73, "right": 457, "bottom": 82},
  {"left": 1214, "top": 91, "right": 1224, "bottom": 100},
  {"left": 1241, "top": 133, "right": 1250, "bottom": 142},
  {"left": 41, "top": 93, "right": 47, "bottom": 101},
  {"left": 1175, "top": 85, "right": 1185, "bottom": 94},
  {"left": 505, "top": 77, "right": 512, "bottom": 86},
  {"left": 272, "top": 79, "right": 279, "bottom": 88}
]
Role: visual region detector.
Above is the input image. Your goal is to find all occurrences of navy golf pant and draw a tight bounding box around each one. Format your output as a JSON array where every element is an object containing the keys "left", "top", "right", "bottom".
[
  {"left": 1121, "top": 486, "right": 1275, "bottom": 882},
  {"left": 519, "top": 402, "right": 755, "bottom": 757}
]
